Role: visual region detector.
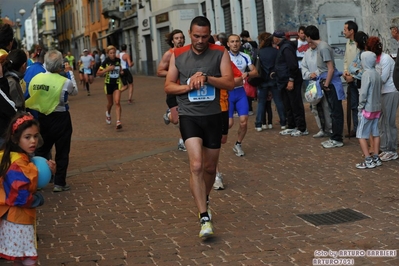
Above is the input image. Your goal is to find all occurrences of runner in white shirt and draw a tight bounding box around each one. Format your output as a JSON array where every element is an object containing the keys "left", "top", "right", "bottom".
[{"left": 79, "top": 49, "right": 94, "bottom": 95}]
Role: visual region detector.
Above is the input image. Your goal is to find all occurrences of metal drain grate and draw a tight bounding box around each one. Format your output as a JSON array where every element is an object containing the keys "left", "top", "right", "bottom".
[{"left": 297, "top": 208, "right": 370, "bottom": 226}]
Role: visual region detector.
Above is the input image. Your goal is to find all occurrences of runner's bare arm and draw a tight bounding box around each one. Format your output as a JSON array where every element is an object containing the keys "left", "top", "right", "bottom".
[
  {"left": 157, "top": 51, "right": 172, "bottom": 77},
  {"left": 164, "top": 53, "right": 190, "bottom": 94},
  {"left": 124, "top": 53, "right": 134, "bottom": 67}
]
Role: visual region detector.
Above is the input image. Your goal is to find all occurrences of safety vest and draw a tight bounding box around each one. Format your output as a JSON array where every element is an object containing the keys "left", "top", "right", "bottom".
[{"left": 25, "top": 73, "right": 66, "bottom": 115}]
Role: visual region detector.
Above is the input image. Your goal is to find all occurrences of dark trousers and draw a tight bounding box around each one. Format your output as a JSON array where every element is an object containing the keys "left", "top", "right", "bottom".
[
  {"left": 36, "top": 111, "right": 72, "bottom": 187},
  {"left": 324, "top": 84, "right": 344, "bottom": 142},
  {"left": 279, "top": 78, "right": 307, "bottom": 132},
  {"left": 348, "top": 81, "right": 359, "bottom": 131}
]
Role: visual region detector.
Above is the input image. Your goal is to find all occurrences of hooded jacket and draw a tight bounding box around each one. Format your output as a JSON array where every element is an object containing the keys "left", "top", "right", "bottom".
[{"left": 358, "top": 51, "right": 382, "bottom": 112}]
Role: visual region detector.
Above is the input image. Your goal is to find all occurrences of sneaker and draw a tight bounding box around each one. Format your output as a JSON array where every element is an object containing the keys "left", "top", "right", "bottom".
[
  {"left": 178, "top": 140, "right": 187, "bottom": 151},
  {"left": 279, "top": 128, "right": 295, "bottom": 136},
  {"left": 105, "top": 111, "right": 111, "bottom": 125},
  {"left": 313, "top": 130, "right": 325, "bottom": 138},
  {"left": 356, "top": 158, "right": 376, "bottom": 169},
  {"left": 213, "top": 173, "right": 224, "bottom": 190},
  {"left": 291, "top": 129, "right": 309, "bottom": 137},
  {"left": 199, "top": 218, "right": 214, "bottom": 238},
  {"left": 248, "top": 111, "right": 254, "bottom": 116},
  {"left": 53, "top": 184, "right": 70, "bottom": 192},
  {"left": 373, "top": 156, "right": 382, "bottom": 167},
  {"left": 87, "top": 91, "right": 91, "bottom": 96},
  {"left": 163, "top": 109, "right": 170, "bottom": 125},
  {"left": 128, "top": 99, "right": 132, "bottom": 104},
  {"left": 281, "top": 125, "right": 286, "bottom": 130},
  {"left": 233, "top": 143, "right": 245, "bottom": 157},
  {"left": 262, "top": 124, "right": 268, "bottom": 130},
  {"left": 233, "top": 112, "right": 238, "bottom": 117},
  {"left": 322, "top": 139, "right": 344, "bottom": 148},
  {"left": 268, "top": 124, "right": 273, "bottom": 129},
  {"left": 116, "top": 121, "right": 122, "bottom": 129},
  {"left": 380, "top": 151, "right": 398, "bottom": 162},
  {"left": 255, "top": 127, "right": 262, "bottom": 132}
]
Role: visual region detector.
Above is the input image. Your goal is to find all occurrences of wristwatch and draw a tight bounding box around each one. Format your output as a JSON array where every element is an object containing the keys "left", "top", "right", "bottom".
[{"left": 202, "top": 73, "right": 208, "bottom": 82}]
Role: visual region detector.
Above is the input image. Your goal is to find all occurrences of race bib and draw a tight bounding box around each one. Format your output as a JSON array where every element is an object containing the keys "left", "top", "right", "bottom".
[
  {"left": 188, "top": 84, "right": 216, "bottom": 102},
  {"left": 83, "top": 68, "right": 92, "bottom": 74},
  {"left": 109, "top": 66, "right": 120, "bottom": 78}
]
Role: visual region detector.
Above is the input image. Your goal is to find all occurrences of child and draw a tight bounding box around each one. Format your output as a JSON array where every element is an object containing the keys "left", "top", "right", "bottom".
[
  {"left": 0, "top": 113, "right": 56, "bottom": 265},
  {"left": 355, "top": 51, "right": 382, "bottom": 169},
  {"left": 97, "top": 45, "right": 123, "bottom": 130}
]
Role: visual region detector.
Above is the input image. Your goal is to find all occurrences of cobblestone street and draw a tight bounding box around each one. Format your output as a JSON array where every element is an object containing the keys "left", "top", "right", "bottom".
[{"left": 3, "top": 74, "right": 398, "bottom": 266}]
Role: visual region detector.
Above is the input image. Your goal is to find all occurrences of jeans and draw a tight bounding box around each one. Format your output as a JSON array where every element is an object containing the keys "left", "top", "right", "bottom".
[
  {"left": 348, "top": 81, "right": 359, "bottom": 131},
  {"left": 270, "top": 85, "right": 286, "bottom": 127},
  {"left": 324, "top": 84, "right": 344, "bottom": 142}
]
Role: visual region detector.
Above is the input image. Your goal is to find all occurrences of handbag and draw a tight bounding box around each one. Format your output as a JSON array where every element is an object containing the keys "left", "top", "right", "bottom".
[{"left": 243, "top": 78, "right": 257, "bottom": 98}]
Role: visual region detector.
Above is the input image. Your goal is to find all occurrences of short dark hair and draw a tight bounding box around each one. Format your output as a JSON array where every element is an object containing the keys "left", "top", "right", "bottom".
[
  {"left": 240, "top": 30, "right": 250, "bottom": 38},
  {"left": 166, "top": 29, "right": 184, "bottom": 48},
  {"left": 354, "top": 31, "right": 368, "bottom": 50},
  {"left": 345, "top": 21, "right": 358, "bottom": 34},
  {"left": 0, "top": 24, "right": 14, "bottom": 50},
  {"left": 304, "top": 25, "right": 320, "bottom": 40},
  {"left": 298, "top": 25, "right": 306, "bottom": 32},
  {"left": 121, "top": 44, "right": 127, "bottom": 51},
  {"left": 190, "top": 16, "right": 211, "bottom": 31}
]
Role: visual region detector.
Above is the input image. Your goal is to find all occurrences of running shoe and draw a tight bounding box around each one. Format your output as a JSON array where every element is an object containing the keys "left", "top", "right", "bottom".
[
  {"left": 262, "top": 124, "right": 268, "bottom": 130},
  {"left": 279, "top": 128, "right": 295, "bottom": 135},
  {"left": 313, "top": 130, "right": 325, "bottom": 138},
  {"left": 322, "top": 139, "right": 344, "bottom": 148},
  {"left": 233, "top": 143, "right": 245, "bottom": 157},
  {"left": 356, "top": 158, "right": 376, "bottom": 169},
  {"left": 199, "top": 217, "right": 214, "bottom": 238},
  {"left": 213, "top": 172, "right": 224, "bottom": 190},
  {"left": 373, "top": 156, "right": 382, "bottom": 167},
  {"left": 178, "top": 140, "right": 186, "bottom": 151},
  {"left": 268, "top": 124, "right": 273, "bottom": 129},
  {"left": 53, "top": 184, "right": 70, "bottom": 192},
  {"left": 380, "top": 151, "right": 398, "bottom": 162},
  {"left": 291, "top": 129, "right": 309, "bottom": 137},
  {"left": 163, "top": 109, "right": 171, "bottom": 125},
  {"left": 255, "top": 127, "right": 262, "bottom": 132},
  {"left": 106, "top": 111, "right": 111, "bottom": 125},
  {"left": 116, "top": 121, "right": 122, "bottom": 130}
]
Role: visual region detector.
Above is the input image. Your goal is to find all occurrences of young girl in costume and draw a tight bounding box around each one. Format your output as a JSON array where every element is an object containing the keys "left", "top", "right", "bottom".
[{"left": 0, "top": 113, "right": 56, "bottom": 265}]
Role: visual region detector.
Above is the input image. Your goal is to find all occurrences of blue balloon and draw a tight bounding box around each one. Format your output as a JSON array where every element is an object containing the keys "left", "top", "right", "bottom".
[{"left": 31, "top": 156, "right": 52, "bottom": 189}]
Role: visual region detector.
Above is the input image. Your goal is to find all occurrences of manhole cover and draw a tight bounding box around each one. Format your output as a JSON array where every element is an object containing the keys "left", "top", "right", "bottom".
[{"left": 297, "top": 208, "right": 370, "bottom": 226}]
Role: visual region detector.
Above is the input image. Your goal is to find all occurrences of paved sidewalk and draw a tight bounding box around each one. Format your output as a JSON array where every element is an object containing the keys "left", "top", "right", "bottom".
[{"left": 5, "top": 74, "right": 398, "bottom": 265}]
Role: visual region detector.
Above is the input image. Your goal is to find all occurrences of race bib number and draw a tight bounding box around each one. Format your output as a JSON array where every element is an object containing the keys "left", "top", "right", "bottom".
[
  {"left": 188, "top": 84, "right": 216, "bottom": 102},
  {"left": 109, "top": 66, "right": 120, "bottom": 78},
  {"left": 83, "top": 68, "right": 92, "bottom": 74}
]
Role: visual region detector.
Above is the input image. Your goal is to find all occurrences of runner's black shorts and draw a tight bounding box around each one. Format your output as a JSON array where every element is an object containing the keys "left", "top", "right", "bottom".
[
  {"left": 166, "top": 94, "right": 178, "bottom": 108},
  {"left": 121, "top": 69, "right": 133, "bottom": 85},
  {"left": 179, "top": 113, "right": 222, "bottom": 149},
  {"left": 221, "top": 111, "right": 229, "bottom": 135}
]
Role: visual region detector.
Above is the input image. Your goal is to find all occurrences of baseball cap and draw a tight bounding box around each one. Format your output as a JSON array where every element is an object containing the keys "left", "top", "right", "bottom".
[
  {"left": 83, "top": 48, "right": 88, "bottom": 52},
  {"left": 273, "top": 30, "right": 285, "bottom": 38}
]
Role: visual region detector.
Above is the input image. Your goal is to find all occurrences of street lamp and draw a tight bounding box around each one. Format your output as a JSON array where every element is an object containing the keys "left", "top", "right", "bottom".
[{"left": 18, "top": 9, "right": 26, "bottom": 48}]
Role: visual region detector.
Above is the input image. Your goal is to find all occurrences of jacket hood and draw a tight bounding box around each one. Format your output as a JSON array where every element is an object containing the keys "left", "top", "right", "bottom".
[{"left": 361, "top": 51, "right": 376, "bottom": 70}]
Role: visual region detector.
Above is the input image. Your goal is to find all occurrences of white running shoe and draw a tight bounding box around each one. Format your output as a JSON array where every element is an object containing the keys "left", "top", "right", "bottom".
[
  {"left": 213, "top": 173, "right": 224, "bottom": 190},
  {"left": 233, "top": 143, "right": 245, "bottom": 157},
  {"left": 105, "top": 111, "right": 111, "bottom": 125}
]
